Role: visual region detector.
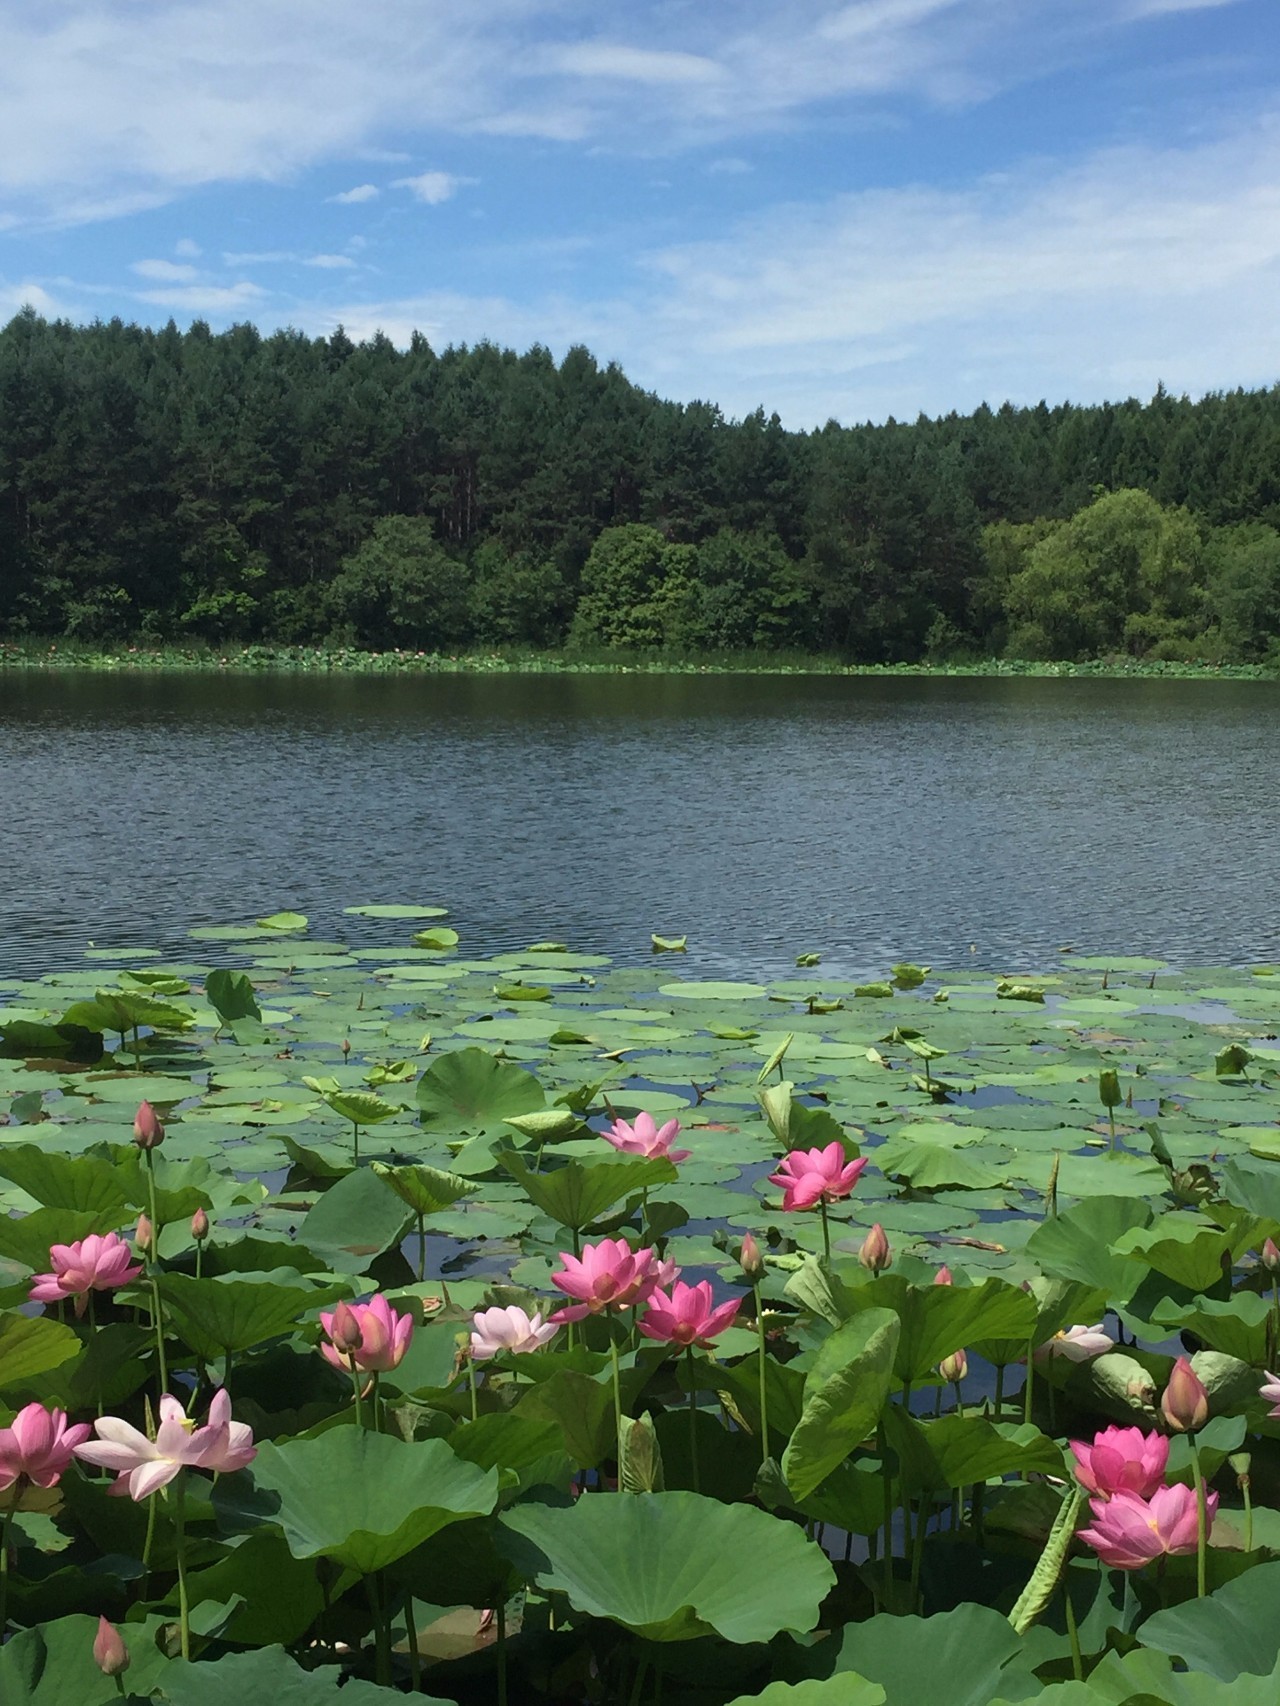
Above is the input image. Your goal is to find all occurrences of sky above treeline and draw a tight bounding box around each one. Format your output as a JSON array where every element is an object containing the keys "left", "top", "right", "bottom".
[{"left": 1, "top": 0, "right": 1276, "bottom": 429}]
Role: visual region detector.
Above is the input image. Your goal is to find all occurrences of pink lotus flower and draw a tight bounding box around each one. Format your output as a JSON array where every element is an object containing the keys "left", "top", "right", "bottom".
[
  {"left": 319, "top": 1294, "right": 414, "bottom": 1374},
  {"left": 639, "top": 1279, "right": 741, "bottom": 1349},
  {"left": 602, "top": 1111, "right": 691, "bottom": 1163},
  {"left": 133, "top": 1100, "right": 164, "bottom": 1150},
  {"left": 75, "top": 1388, "right": 253, "bottom": 1498},
  {"left": 1260, "top": 1370, "right": 1280, "bottom": 1415},
  {"left": 938, "top": 1348, "right": 967, "bottom": 1384},
  {"left": 1162, "top": 1356, "right": 1209, "bottom": 1433},
  {"left": 93, "top": 1617, "right": 130, "bottom": 1678},
  {"left": 550, "top": 1238, "right": 671, "bottom": 1323},
  {"left": 738, "top": 1232, "right": 765, "bottom": 1281},
  {"left": 1034, "top": 1323, "right": 1115, "bottom": 1363},
  {"left": 859, "top": 1223, "right": 891, "bottom": 1275},
  {"left": 29, "top": 1232, "right": 143, "bottom": 1318},
  {"left": 1077, "top": 1483, "right": 1216, "bottom": 1570},
  {"left": 0, "top": 1403, "right": 92, "bottom": 1491},
  {"left": 769, "top": 1143, "right": 866, "bottom": 1212},
  {"left": 933, "top": 1265, "right": 953, "bottom": 1286},
  {"left": 1070, "top": 1426, "right": 1169, "bottom": 1500},
  {"left": 470, "top": 1305, "right": 559, "bottom": 1361}
]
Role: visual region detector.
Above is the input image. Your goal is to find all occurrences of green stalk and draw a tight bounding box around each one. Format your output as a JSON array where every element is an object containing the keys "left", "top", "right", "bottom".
[
  {"left": 686, "top": 1346, "right": 700, "bottom": 1494},
  {"left": 994, "top": 1363, "right": 1005, "bottom": 1419},
  {"left": 0, "top": 1500, "right": 15, "bottom": 1635},
  {"left": 753, "top": 1283, "right": 770, "bottom": 1468},
  {"left": 1244, "top": 1475, "right": 1254, "bottom": 1553},
  {"left": 1190, "top": 1438, "right": 1208, "bottom": 1598},
  {"left": 908, "top": 1497, "right": 926, "bottom": 1612},
  {"left": 405, "top": 1593, "right": 421, "bottom": 1693},
  {"left": 878, "top": 1424, "right": 894, "bottom": 1604},
  {"left": 1022, "top": 1341, "right": 1035, "bottom": 1425},
  {"left": 141, "top": 1490, "right": 158, "bottom": 1585},
  {"left": 350, "top": 1363, "right": 365, "bottom": 1430},
  {"left": 610, "top": 1331, "right": 625, "bottom": 1480},
  {"left": 416, "top": 1212, "right": 426, "bottom": 1283},
  {"left": 819, "top": 1200, "right": 831, "bottom": 1263},
  {"left": 468, "top": 1355, "right": 479, "bottom": 1422},
  {"left": 172, "top": 1473, "right": 191, "bottom": 1660},
  {"left": 1064, "top": 1583, "right": 1083, "bottom": 1683},
  {"left": 351, "top": 1120, "right": 360, "bottom": 1165},
  {"left": 144, "top": 1149, "right": 169, "bottom": 1398}
]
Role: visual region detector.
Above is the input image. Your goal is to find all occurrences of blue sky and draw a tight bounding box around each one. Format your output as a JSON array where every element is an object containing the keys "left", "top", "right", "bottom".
[{"left": 1, "top": 0, "right": 1276, "bottom": 427}]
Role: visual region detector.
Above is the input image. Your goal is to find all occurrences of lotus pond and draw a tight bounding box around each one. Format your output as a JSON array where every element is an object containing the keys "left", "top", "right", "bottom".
[{"left": 2, "top": 915, "right": 1280, "bottom": 1705}]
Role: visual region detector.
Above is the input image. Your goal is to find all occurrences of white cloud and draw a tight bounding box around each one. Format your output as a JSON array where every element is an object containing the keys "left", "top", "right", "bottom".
[
  {"left": 221, "top": 251, "right": 292, "bottom": 266},
  {"left": 305, "top": 253, "right": 357, "bottom": 268},
  {"left": 134, "top": 281, "right": 265, "bottom": 312},
  {"left": 707, "top": 157, "right": 752, "bottom": 176},
  {"left": 542, "top": 42, "right": 725, "bottom": 85},
  {"left": 329, "top": 183, "right": 380, "bottom": 203},
  {"left": 393, "top": 170, "right": 467, "bottom": 204},
  {"left": 173, "top": 237, "right": 201, "bottom": 257},
  {"left": 131, "top": 257, "right": 198, "bottom": 282},
  {"left": 0, "top": 281, "right": 68, "bottom": 321}
]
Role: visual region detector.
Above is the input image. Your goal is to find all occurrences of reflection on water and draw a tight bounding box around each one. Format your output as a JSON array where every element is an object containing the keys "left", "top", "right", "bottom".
[{"left": 2, "top": 669, "right": 1278, "bottom": 980}]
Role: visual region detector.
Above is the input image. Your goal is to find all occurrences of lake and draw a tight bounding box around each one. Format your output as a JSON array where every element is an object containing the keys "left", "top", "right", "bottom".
[{"left": 2, "top": 669, "right": 1277, "bottom": 980}]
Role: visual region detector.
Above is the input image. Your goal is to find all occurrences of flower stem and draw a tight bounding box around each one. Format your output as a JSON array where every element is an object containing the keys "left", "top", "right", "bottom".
[
  {"left": 416, "top": 1213, "right": 426, "bottom": 1283},
  {"left": 405, "top": 1593, "right": 421, "bottom": 1693},
  {"left": 686, "top": 1346, "right": 700, "bottom": 1494},
  {"left": 753, "top": 1283, "right": 770, "bottom": 1468},
  {"left": 468, "top": 1355, "right": 479, "bottom": 1422},
  {"left": 172, "top": 1473, "right": 191, "bottom": 1660},
  {"left": 1022, "top": 1340, "right": 1035, "bottom": 1426},
  {"left": 350, "top": 1364, "right": 365, "bottom": 1430},
  {"left": 1064, "top": 1580, "right": 1083, "bottom": 1681},
  {"left": 1244, "top": 1475, "right": 1254, "bottom": 1553},
  {"left": 994, "top": 1363, "right": 1005, "bottom": 1418},
  {"left": 1190, "top": 1437, "right": 1208, "bottom": 1598},
  {"left": 0, "top": 1501, "right": 15, "bottom": 1635},
  {"left": 819, "top": 1200, "right": 831, "bottom": 1263},
  {"left": 144, "top": 1149, "right": 169, "bottom": 1398},
  {"left": 610, "top": 1331, "right": 625, "bottom": 1482}
]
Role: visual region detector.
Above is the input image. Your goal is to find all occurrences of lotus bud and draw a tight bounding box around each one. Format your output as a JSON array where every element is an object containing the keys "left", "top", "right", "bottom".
[
  {"left": 93, "top": 1616, "right": 130, "bottom": 1677},
  {"left": 133, "top": 1099, "right": 164, "bottom": 1150},
  {"left": 341, "top": 1038, "right": 351, "bottom": 1060},
  {"left": 939, "top": 1348, "right": 967, "bottom": 1384},
  {"left": 933, "top": 1265, "right": 953, "bottom": 1286},
  {"left": 191, "top": 1207, "right": 210, "bottom": 1242},
  {"left": 858, "top": 1223, "right": 891, "bottom": 1276},
  {"left": 1161, "top": 1355, "right": 1209, "bottom": 1433},
  {"left": 134, "top": 1212, "right": 154, "bottom": 1256},
  {"left": 738, "top": 1232, "right": 765, "bottom": 1282},
  {"left": 1098, "top": 1069, "right": 1121, "bottom": 1109},
  {"left": 329, "top": 1299, "right": 363, "bottom": 1354},
  {"left": 1229, "top": 1450, "right": 1252, "bottom": 1490},
  {"left": 1262, "top": 1238, "right": 1280, "bottom": 1272}
]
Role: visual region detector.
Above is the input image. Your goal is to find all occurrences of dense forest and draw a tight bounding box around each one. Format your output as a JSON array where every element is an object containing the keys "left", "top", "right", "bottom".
[{"left": 1, "top": 308, "right": 1278, "bottom": 662}]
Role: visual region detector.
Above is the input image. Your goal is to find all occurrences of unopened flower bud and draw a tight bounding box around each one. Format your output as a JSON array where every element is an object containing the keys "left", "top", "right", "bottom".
[
  {"left": 1161, "top": 1355, "right": 1209, "bottom": 1433},
  {"left": 341, "top": 1038, "right": 351, "bottom": 1059},
  {"left": 135, "top": 1212, "right": 154, "bottom": 1256},
  {"left": 858, "top": 1222, "right": 891, "bottom": 1276},
  {"left": 93, "top": 1616, "right": 130, "bottom": 1677},
  {"left": 133, "top": 1099, "right": 164, "bottom": 1150},
  {"left": 191, "top": 1207, "right": 210, "bottom": 1242},
  {"left": 329, "top": 1299, "right": 363, "bottom": 1354},
  {"left": 738, "top": 1232, "right": 765, "bottom": 1282},
  {"left": 1262, "top": 1238, "right": 1280, "bottom": 1272},
  {"left": 939, "top": 1348, "right": 967, "bottom": 1384},
  {"left": 933, "top": 1265, "right": 953, "bottom": 1286}
]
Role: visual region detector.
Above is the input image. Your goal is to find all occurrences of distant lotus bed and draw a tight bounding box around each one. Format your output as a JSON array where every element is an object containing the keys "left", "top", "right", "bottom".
[{"left": 2, "top": 911, "right": 1280, "bottom": 1704}]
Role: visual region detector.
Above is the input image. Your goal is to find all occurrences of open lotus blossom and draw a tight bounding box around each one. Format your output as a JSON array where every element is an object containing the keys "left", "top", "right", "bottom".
[
  {"left": 29, "top": 1232, "right": 143, "bottom": 1318},
  {"left": 1161, "top": 1356, "right": 1209, "bottom": 1433},
  {"left": 601, "top": 1110, "right": 691, "bottom": 1164},
  {"left": 639, "top": 1279, "right": 741, "bottom": 1349},
  {"left": 471, "top": 1304, "right": 559, "bottom": 1361},
  {"left": 1034, "top": 1323, "right": 1115, "bottom": 1363},
  {"left": 0, "top": 1403, "right": 92, "bottom": 1491},
  {"left": 550, "top": 1238, "right": 673, "bottom": 1322},
  {"left": 1077, "top": 1483, "right": 1216, "bottom": 1570},
  {"left": 769, "top": 1142, "right": 867, "bottom": 1212},
  {"left": 1070, "top": 1426, "right": 1169, "bottom": 1500},
  {"left": 75, "top": 1389, "right": 254, "bottom": 1500},
  {"left": 319, "top": 1294, "right": 414, "bottom": 1374},
  {"left": 1259, "top": 1371, "right": 1280, "bottom": 1415}
]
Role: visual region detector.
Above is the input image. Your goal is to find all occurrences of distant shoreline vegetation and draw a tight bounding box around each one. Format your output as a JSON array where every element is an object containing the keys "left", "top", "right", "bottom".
[
  {"left": 1, "top": 640, "right": 1276, "bottom": 679},
  {"left": 2, "top": 311, "right": 1279, "bottom": 666}
]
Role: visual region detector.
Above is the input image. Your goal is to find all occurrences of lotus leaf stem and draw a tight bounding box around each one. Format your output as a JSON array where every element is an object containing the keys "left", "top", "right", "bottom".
[
  {"left": 1064, "top": 1581, "right": 1083, "bottom": 1681},
  {"left": 1190, "top": 1438, "right": 1208, "bottom": 1598},
  {"left": 908, "top": 1498, "right": 926, "bottom": 1611},
  {"left": 1022, "top": 1339, "right": 1034, "bottom": 1426},
  {"left": 610, "top": 1331, "right": 624, "bottom": 1481},
  {"left": 753, "top": 1283, "right": 770, "bottom": 1468},
  {"left": 686, "top": 1346, "right": 700, "bottom": 1494},
  {"left": 468, "top": 1355, "right": 479, "bottom": 1422},
  {"left": 819, "top": 1200, "right": 831, "bottom": 1264},
  {"left": 994, "top": 1363, "right": 1005, "bottom": 1418},
  {"left": 416, "top": 1212, "right": 426, "bottom": 1283},
  {"left": 0, "top": 1500, "right": 14, "bottom": 1635},
  {"left": 405, "top": 1592, "right": 421, "bottom": 1692},
  {"left": 171, "top": 1472, "right": 191, "bottom": 1660}
]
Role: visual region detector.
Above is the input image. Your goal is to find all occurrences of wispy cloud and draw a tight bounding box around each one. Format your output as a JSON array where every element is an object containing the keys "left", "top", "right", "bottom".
[
  {"left": 542, "top": 42, "right": 725, "bottom": 85},
  {"left": 133, "top": 281, "right": 265, "bottom": 312},
  {"left": 305, "top": 253, "right": 357, "bottom": 269},
  {"left": 329, "top": 183, "right": 380, "bottom": 204},
  {"left": 174, "top": 237, "right": 201, "bottom": 258},
  {"left": 131, "top": 258, "right": 198, "bottom": 282},
  {"left": 392, "top": 170, "right": 468, "bottom": 204}
]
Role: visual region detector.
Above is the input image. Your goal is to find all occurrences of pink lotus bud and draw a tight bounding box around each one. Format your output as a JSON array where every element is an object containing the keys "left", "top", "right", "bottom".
[
  {"left": 191, "top": 1208, "right": 210, "bottom": 1242},
  {"left": 1161, "top": 1356, "right": 1209, "bottom": 1433},
  {"left": 329, "top": 1299, "right": 363, "bottom": 1354},
  {"left": 93, "top": 1616, "right": 130, "bottom": 1677},
  {"left": 738, "top": 1232, "right": 765, "bottom": 1282},
  {"left": 341, "top": 1038, "right": 351, "bottom": 1058},
  {"left": 939, "top": 1348, "right": 967, "bottom": 1384},
  {"left": 933, "top": 1265, "right": 953, "bottom": 1286},
  {"left": 1263, "top": 1238, "right": 1280, "bottom": 1272},
  {"left": 858, "top": 1223, "right": 891, "bottom": 1276},
  {"left": 134, "top": 1213, "right": 154, "bottom": 1256},
  {"left": 133, "top": 1100, "right": 164, "bottom": 1150}
]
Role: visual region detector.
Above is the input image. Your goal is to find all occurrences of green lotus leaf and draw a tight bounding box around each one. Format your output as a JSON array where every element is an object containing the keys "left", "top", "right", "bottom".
[
  {"left": 61, "top": 989, "right": 196, "bottom": 1035},
  {"left": 658, "top": 981, "right": 766, "bottom": 1000},
  {"left": 152, "top": 1644, "right": 410, "bottom": 1704},
  {"left": 0, "top": 1019, "right": 104, "bottom": 1062},
  {"left": 220, "top": 1431, "right": 498, "bottom": 1574},
  {"left": 503, "top": 1108, "right": 584, "bottom": 1142},
  {"left": 113, "top": 1153, "right": 216, "bottom": 1224},
  {"left": 298, "top": 1167, "right": 414, "bottom": 1273},
  {"left": 651, "top": 935, "right": 687, "bottom": 952},
  {"left": 884, "top": 1407, "right": 1064, "bottom": 1495},
  {"left": 256, "top": 911, "right": 309, "bottom": 932},
  {"left": 497, "top": 1490, "right": 834, "bottom": 1643},
  {"left": 343, "top": 904, "right": 449, "bottom": 919},
  {"left": 0, "top": 1613, "right": 175, "bottom": 1706},
  {"left": 500, "top": 1150, "right": 677, "bottom": 1231},
  {"left": 833, "top": 1273, "right": 1038, "bottom": 1384},
  {"left": 0, "top": 1206, "right": 128, "bottom": 1273},
  {"left": 152, "top": 1272, "right": 345, "bottom": 1360},
  {"left": 782, "top": 1309, "right": 900, "bottom": 1500},
  {"left": 370, "top": 1159, "right": 479, "bottom": 1216},
  {"left": 1025, "top": 1197, "right": 1154, "bottom": 1296},
  {"left": 0, "top": 1312, "right": 83, "bottom": 1394},
  {"left": 729, "top": 1680, "right": 885, "bottom": 1706},
  {"left": 0, "top": 1145, "right": 134, "bottom": 1217},
  {"left": 411, "top": 927, "right": 459, "bottom": 949},
  {"left": 205, "top": 969, "right": 262, "bottom": 1025},
  {"left": 826, "top": 1603, "right": 1041, "bottom": 1706},
  {"left": 415, "top": 1046, "right": 546, "bottom": 1134},
  {"left": 515, "top": 1369, "right": 615, "bottom": 1469},
  {"left": 1137, "top": 1561, "right": 1280, "bottom": 1681},
  {"left": 1111, "top": 1215, "right": 1238, "bottom": 1293}
]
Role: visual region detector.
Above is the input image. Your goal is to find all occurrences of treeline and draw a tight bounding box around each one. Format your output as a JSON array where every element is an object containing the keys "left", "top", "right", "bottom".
[{"left": 1, "top": 308, "right": 1279, "bottom": 662}]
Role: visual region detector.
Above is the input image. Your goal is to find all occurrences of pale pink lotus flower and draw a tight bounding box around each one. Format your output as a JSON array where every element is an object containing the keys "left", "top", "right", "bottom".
[
  {"left": 1259, "top": 1371, "right": 1280, "bottom": 1415},
  {"left": 75, "top": 1395, "right": 208, "bottom": 1500},
  {"left": 0, "top": 1403, "right": 92, "bottom": 1491},
  {"left": 191, "top": 1208, "right": 210, "bottom": 1242},
  {"left": 1077, "top": 1483, "right": 1216, "bottom": 1570},
  {"left": 134, "top": 1213, "right": 154, "bottom": 1256},
  {"left": 601, "top": 1111, "right": 691, "bottom": 1164},
  {"left": 189, "top": 1387, "right": 257, "bottom": 1475},
  {"left": 319, "top": 1294, "right": 414, "bottom": 1374},
  {"left": 933, "top": 1265, "right": 953, "bottom": 1286},
  {"left": 1161, "top": 1356, "right": 1209, "bottom": 1433},
  {"left": 550, "top": 1238, "right": 670, "bottom": 1323},
  {"left": 1034, "top": 1323, "right": 1115, "bottom": 1364},
  {"left": 93, "top": 1617, "right": 130, "bottom": 1677},
  {"left": 470, "top": 1305, "right": 559, "bottom": 1361},
  {"left": 858, "top": 1223, "right": 891, "bottom": 1275},
  {"left": 133, "top": 1100, "right": 164, "bottom": 1150},
  {"left": 938, "top": 1349, "right": 967, "bottom": 1384},
  {"left": 1070, "top": 1426, "right": 1169, "bottom": 1500},
  {"left": 738, "top": 1232, "right": 765, "bottom": 1282},
  {"left": 1261, "top": 1238, "right": 1280, "bottom": 1272},
  {"left": 769, "top": 1143, "right": 866, "bottom": 1212},
  {"left": 639, "top": 1279, "right": 741, "bottom": 1349},
  {"left": 29, "top": 1232, "right": 143, "bottom": 1318}
]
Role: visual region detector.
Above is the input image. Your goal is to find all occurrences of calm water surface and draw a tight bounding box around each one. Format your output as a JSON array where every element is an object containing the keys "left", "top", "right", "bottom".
[{"left": 2, "top": 671, "right": 1277, "bottom": 980}]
